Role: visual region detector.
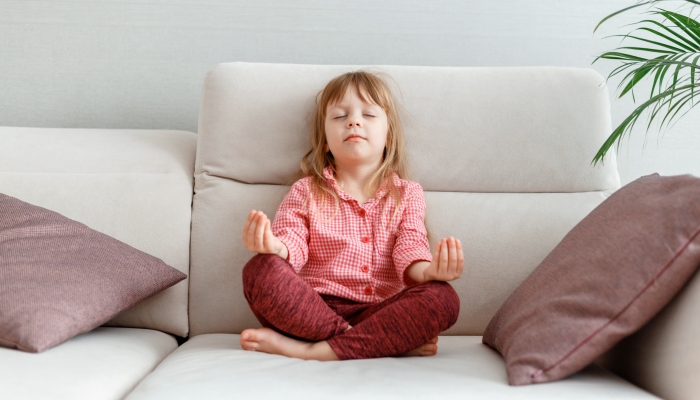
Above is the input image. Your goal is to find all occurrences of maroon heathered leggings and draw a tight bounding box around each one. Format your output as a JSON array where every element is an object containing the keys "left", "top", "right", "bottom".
[{"left": 242, "top": 254, "right": 460, "bottom": 360}]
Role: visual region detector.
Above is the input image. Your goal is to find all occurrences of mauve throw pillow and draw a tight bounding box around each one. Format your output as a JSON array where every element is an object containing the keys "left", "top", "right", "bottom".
[
  {"left": 0, "top": 193, "right": 187, "bottom": 353},
  {"left": 482, "top": 173, "right": 700, "bottom": 385}
]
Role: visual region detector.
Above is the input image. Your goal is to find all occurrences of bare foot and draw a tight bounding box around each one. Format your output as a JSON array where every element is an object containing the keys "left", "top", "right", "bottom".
[
  {"left": 398, "top": 337, "right": 439, "bottom": 357},
  {"left": 240, "top": 328, "right": 339, "bottom": 361}
]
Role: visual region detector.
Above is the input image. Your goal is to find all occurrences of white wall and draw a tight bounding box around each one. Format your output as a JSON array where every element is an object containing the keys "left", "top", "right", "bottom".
[{"left": 1, "top": 0, "right": 698, "bottom": 184}]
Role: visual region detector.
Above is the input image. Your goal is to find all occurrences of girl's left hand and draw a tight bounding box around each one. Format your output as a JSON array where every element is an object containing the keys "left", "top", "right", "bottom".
[{"left": 423, "top": 237, "right": 464, "bottom": 282}]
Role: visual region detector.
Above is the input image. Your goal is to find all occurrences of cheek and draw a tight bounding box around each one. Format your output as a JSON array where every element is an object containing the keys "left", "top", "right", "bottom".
[
  {"left": 324, "top": 130, "right": 340, "bottom": 154},
  {"left": 324, "top": 122, "right": 335, "bottom": 145},
  {"left": 378, "top": 119, "right": 389, "bottom": 144},
  {"left": 324, "top": 126, "right": 334, "bottom": 142}
]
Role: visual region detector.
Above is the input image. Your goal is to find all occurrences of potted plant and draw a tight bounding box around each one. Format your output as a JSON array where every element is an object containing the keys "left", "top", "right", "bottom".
[{"left": 592, "top": 0, "right": 700, "bottom": 165}]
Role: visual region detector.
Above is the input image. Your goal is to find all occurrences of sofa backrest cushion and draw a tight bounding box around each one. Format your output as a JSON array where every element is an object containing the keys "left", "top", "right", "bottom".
[
  {"left": 189, "top": 62, "right": 620, "bottom": 336},
  {"left": 0, "top": 127, "right": 196, "bottom": 338}
]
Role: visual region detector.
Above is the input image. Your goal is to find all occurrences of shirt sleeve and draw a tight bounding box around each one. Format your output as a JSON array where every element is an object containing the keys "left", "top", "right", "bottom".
[
  {"left": 392, "top": 182, "right": 433, "bottom": 286},
  {"left": 271, "top": 179, "right": 310, "bottom": 273}
]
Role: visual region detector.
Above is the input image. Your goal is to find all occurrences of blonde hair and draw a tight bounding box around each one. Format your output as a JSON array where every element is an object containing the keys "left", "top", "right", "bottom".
[{"left": 299, "top": 70, "right": 409, "bottom": 221}]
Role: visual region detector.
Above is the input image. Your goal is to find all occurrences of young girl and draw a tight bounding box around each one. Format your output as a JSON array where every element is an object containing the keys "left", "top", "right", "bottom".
[{"left": 239, "top": 70, "right": 463, "bottom": 361}]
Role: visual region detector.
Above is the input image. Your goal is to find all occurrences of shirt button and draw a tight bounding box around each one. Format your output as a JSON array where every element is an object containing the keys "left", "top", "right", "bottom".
[
  {"left": 361, "top": 236, "right": 370, "bottom": 243},
  {"left": 361, "top": 265, "right": 369, "bottom": 272},
  {"left": 358, "top": 209, "right": 366, "bottom": 217},
  {"left": 364, "top": 286, "right": 373, "bottom": 295}
]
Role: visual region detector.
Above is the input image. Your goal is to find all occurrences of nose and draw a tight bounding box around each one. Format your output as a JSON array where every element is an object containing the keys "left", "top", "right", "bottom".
[{"left": 347, "top": 114, "right": 362, "bottom": 128}]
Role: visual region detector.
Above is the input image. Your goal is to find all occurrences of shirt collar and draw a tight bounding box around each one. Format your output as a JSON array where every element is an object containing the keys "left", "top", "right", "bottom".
[{"left": 322, "top": 165, "right": 397, "bottom": 204}]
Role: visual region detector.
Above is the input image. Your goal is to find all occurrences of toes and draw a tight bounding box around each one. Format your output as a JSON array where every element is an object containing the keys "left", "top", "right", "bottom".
[
  {"left": 240, "top": 328, "right": 264, "bottom": 351},
  {"left": 427, "top": 344, "right": 438, "bottom": 355},
  {"left": 241, "top": 329, "right": 257, "bottom": 341},
  {"left": 241, "top": 341, "right": 259, "bottom": 351},
  {"left": 399, "top": 342, "right": 439, "bottom": 357},
  {"left": 418, "top": 343, "right": 437, "bottom": 356}
]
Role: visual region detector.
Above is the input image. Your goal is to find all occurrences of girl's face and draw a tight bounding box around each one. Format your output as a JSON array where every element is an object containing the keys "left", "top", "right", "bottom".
[{"left": 324, "top": 85, "right": 389, "bottom": 171}]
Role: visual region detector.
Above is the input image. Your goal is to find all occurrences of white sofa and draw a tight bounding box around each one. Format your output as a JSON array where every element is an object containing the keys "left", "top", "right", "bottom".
[{"left": 1, "top": 62, "right": 696, "bottom": 399}]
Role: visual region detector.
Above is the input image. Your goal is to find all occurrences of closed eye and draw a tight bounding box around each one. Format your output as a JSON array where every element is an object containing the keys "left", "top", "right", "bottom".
[
  {"left": 333, "top": 115, "right": 346, "bottom": 119},
  {"left": 364, "top": 114, "right": 375, "bottom": 118}
]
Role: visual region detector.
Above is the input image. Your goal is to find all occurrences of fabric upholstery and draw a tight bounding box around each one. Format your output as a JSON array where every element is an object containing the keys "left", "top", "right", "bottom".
[
  {"left": 0, "top": 327, "right": 177, "bottom": 400},
  {"left": 0, "top": 127, "right": 197, "bottom": 337},
  {"left": 189, "top": 62, "right": 621, "bottom": 336},
  {"left": 483, "top": 173, "right": 700, "bottom": 385},
  {"left": 125, "top": 334, "right": 657, "bottom": 400}
]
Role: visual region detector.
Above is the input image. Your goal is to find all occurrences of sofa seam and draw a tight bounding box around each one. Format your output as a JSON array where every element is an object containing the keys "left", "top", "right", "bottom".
[
  {"left": 194, "top": 64, "right": 221, "bottom": 193},
  {"left": 190, "top": 172, "right": 616, "bottom": 195}
]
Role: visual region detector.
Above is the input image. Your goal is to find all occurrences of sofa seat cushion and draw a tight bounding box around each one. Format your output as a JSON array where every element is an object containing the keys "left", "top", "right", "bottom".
[
  {"left": 125, "top": 335, "right": 657, "bottom": 399},
  {"left": 0, "top": 327, "right": 177, "bottom": 400}
]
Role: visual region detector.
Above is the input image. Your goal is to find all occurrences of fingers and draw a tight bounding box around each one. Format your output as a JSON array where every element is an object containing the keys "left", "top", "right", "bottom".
[
  {"left": 242, "top": 210, "right": 273, "bottom": 253},
  {"left": 247, "top": 211, "right": 260, "bottom": 243},
  {"left": 242, "top": 210, "right": 257, "bottom": 250},
  {"left": 263, "top": 218, "right": 277, "bottom": 252},
  {"left": 263, "top": 218, "right": 272, "bottom": 241},
  {"left": 456, "top": 238, "right": 465, "bottom": 278},
  {"left": 433, "top": 237, "right": 464, "bottom": 281},
  {"left": 448, "top": 237, "right": 458, "bottom": 278},
  {"left": 438, "top": 238, "right": 448, "bottom": 277},
  {"left": 242, "top": 210, "right": 255, "bottom": 247},
  {"left": 254, "top": 212, "right": 266, "bottom": 250}
]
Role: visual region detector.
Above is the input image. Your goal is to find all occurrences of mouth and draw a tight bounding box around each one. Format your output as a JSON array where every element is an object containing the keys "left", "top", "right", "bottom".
[{"left": 344, "top": 134, "right": 366, "bottom": 141}]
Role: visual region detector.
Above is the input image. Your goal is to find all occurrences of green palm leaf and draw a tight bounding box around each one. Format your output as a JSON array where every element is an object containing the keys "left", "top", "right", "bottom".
[
  {"left": 591, "top": 83, "right": 699, "bottom": 165},
  {"left": 591, "top": 1, "right": 700, "bottom": 166}
]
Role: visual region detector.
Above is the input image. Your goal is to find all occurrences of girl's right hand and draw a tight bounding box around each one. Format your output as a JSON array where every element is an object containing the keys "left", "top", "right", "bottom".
[{"left": 242, "top": 210, "right": 287, "bottom": 258}]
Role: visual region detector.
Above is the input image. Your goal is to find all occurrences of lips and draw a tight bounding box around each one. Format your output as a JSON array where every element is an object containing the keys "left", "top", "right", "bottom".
[{"left": 344, "top": 134, "right": 366, "bottom": 141}]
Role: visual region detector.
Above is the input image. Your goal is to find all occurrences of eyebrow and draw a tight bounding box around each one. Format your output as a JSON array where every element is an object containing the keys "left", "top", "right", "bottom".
[{"left": 328, "top": 101, "right": 381, "bottom": 109}]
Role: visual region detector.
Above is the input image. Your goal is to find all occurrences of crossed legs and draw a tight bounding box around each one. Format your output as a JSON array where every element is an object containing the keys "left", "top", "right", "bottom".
[{"left": 240, "top": 254, "right": 460, "bottom": 360}]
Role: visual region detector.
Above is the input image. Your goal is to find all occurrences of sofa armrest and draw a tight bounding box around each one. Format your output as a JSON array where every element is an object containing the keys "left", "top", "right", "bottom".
[{"left": 598, "top": 267, "right": 700, "bottom": 400}]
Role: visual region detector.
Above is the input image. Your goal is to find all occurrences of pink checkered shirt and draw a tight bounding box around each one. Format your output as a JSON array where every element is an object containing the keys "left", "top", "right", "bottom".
[{"left": 271, "top": 166, "right": 433, "bottom": 303}]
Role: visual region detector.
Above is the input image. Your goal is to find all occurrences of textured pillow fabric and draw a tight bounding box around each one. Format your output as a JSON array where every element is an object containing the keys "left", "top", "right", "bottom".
[
  {"left": 482, "top": 173, "right": 700, "bottom": 385},
  {"left": 0, "top": 193, "right": 187, "bottom": 353}
]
